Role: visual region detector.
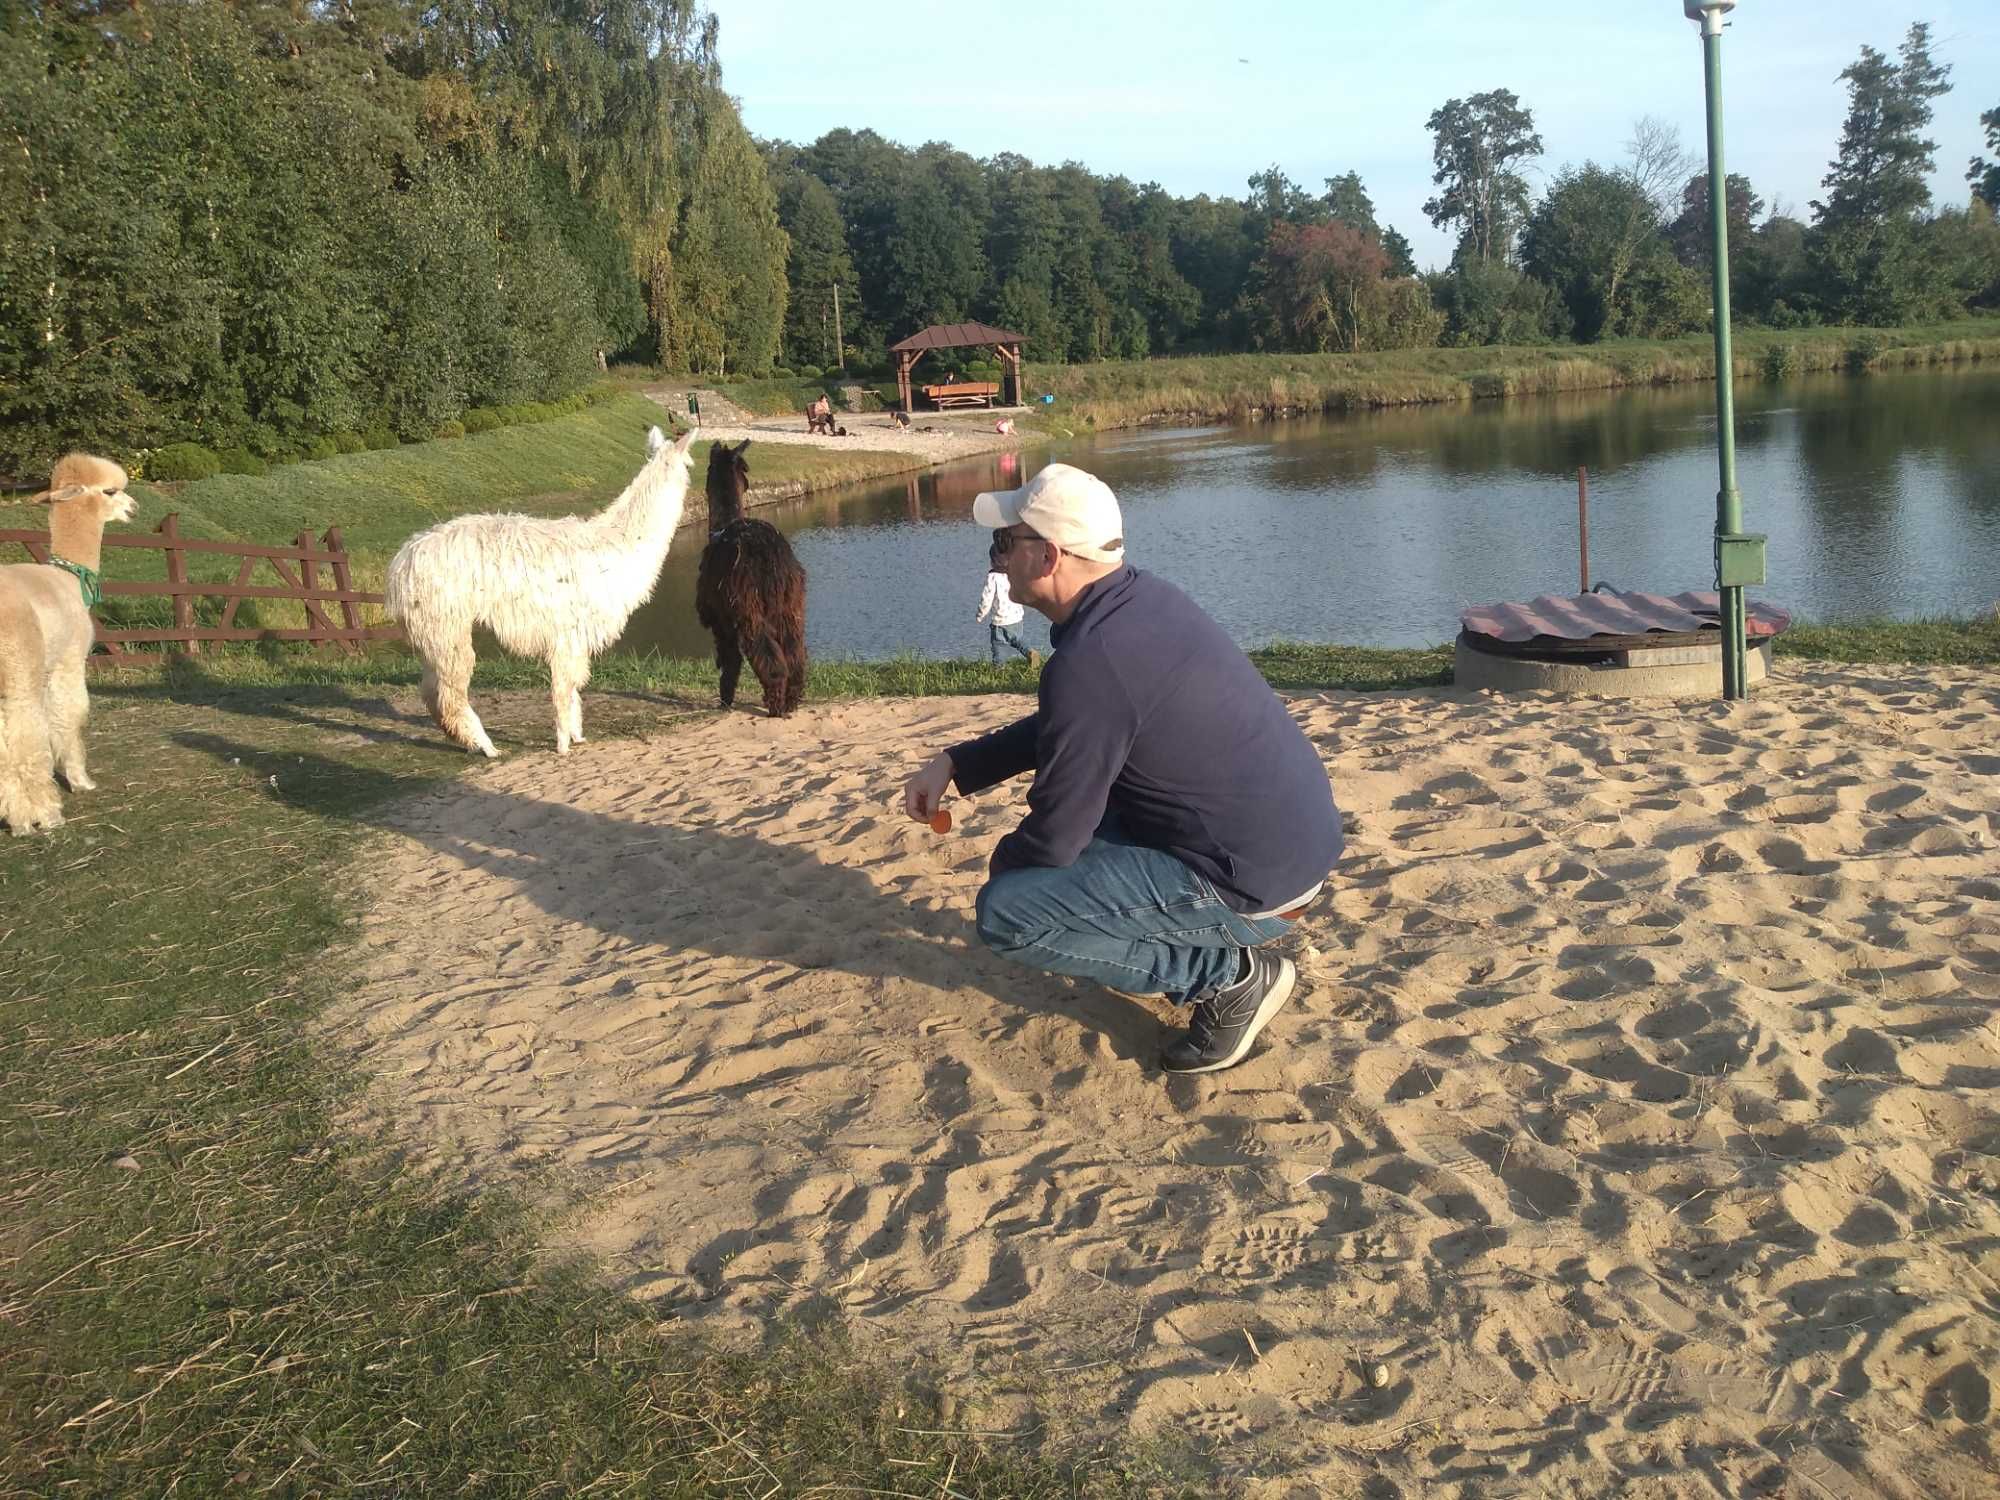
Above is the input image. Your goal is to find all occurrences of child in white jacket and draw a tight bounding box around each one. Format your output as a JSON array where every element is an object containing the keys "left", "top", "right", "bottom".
[{"left": 977, "top": 543, "right": 1039, "bottom": 666}]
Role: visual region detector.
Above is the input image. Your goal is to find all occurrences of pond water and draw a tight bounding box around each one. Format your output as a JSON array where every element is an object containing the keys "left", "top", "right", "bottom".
[{"left": 617, "top": 366, "right": 2000, "bottom": 658}]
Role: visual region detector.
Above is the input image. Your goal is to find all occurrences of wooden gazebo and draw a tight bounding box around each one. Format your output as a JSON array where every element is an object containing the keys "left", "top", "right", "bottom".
[{"left": 890, "top": 321, "right": 1026, "bottom": 412}]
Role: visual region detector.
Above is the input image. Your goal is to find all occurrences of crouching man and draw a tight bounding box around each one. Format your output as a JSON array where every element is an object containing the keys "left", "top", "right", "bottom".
[{"left": 902, "top": 464, "right": 1344, "bottom": 1074}]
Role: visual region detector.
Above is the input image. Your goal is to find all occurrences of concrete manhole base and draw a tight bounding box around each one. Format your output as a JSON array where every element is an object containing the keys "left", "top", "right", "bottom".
[{"left": 1454, "top": 634, "right": 1775, "bottom": 698}]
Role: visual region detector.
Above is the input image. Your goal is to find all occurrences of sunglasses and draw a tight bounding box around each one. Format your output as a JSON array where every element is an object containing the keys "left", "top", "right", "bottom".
[{"left": 990, "top": 526, "right": 1046, "bottom": 556}]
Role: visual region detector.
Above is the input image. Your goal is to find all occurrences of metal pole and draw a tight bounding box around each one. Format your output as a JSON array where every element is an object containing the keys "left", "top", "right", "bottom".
[
  {"left": 1698, "top": 10, "right": 1747, "bottom": 698},
  {"left": 1577, "top": 466, "right": 1590, "bottom": 594},
  {"left": 833, "top": 284, "right": 844, "bottom": 374}
]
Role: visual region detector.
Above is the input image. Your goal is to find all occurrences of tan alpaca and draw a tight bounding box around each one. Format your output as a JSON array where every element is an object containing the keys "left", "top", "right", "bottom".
[{"left": 0, "top": 453, "right": 135, "bottom": 833}]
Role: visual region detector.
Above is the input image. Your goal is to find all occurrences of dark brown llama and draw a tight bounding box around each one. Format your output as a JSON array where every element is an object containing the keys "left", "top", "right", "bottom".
[{"left": 695, "top": 440, "right": 807, "bottom": 717}]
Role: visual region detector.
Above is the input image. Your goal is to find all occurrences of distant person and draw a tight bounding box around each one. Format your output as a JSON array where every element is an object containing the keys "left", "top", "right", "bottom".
[
  {"left": 976, "top": 539, "right": 1038, "bottom": 667},
  {"left": 902, "top": 464, "right": 1344, "bottom": 1075}
]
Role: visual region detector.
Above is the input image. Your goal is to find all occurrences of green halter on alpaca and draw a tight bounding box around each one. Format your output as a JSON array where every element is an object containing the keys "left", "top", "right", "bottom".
[{"left": 47, "top": 555, "right": 102, "bottom": 609}]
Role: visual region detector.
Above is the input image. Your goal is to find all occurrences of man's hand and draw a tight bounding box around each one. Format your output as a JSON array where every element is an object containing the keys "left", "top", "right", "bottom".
[{"left": 903, "top": 751, "right": 955, "bottom": 823}]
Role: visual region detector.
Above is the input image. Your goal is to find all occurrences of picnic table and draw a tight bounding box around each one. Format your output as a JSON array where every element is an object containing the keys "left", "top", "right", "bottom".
[{"left": 922, "top": 380, "right": 1000, "bottom": 409}]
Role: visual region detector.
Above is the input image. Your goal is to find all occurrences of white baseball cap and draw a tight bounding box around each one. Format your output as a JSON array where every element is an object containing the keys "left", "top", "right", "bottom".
[{"left": 972, "top": 463, "right": 1125, "bottom": 564}]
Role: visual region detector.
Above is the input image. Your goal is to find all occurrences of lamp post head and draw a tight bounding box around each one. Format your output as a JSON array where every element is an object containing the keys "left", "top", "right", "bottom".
[{"left": 1684, "top": 0, "right": 1735, "bottom": 33}]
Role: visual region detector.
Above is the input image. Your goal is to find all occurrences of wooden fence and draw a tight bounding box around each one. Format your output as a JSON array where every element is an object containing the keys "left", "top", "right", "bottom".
[{"left": 0, "top": 513, "right": 402, "bottom": 667}]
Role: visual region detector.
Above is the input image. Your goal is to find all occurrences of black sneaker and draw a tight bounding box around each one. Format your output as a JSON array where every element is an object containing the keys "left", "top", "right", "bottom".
[{"left": 1160, "top": 948, "right": 1297, "bottom": 1074}]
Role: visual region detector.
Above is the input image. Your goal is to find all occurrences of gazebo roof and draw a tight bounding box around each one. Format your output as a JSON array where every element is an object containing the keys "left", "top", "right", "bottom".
[{"left": 889, "top": 321, "right": 1026, "bottom": 353}]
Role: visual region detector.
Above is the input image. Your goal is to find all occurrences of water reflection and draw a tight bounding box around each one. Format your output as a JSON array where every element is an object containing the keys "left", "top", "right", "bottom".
[{"left": 618, "top": 368, "right": 2000, "bottom": 656}]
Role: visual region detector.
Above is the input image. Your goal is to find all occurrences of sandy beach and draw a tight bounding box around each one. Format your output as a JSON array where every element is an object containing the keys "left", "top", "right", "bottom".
[
  {"left": 339, "top": 662, "right": 2000, "bottom": 1495},
  {"left": 643, "top": 382, "right": 1033, "bottom": 471}
]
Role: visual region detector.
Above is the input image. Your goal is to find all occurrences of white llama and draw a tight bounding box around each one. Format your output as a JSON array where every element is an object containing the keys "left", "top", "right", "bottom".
[
  {"left": 384, "top": 425, "right": 697, "bottom": 757},
  {"left": 0, "top": 452, "right": 135, "bottom": 833}
]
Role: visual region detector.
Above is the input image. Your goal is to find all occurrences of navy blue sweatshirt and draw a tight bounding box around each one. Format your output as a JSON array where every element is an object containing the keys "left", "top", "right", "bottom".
[{"left": 946, "top": 566, "right": 1344, "bottom": 913}]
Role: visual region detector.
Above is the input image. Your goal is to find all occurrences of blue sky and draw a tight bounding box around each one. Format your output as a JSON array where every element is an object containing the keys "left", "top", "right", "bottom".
[{"left": 713, "top": 0, "right": 2000, "bottom": 269}]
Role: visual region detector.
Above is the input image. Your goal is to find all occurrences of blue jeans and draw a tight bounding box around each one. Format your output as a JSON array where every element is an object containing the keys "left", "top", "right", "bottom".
[
  {"left": 988, "top": 622, "right": 1033, "bottom": 664},
  {"left": 974, "top": 822, "right": 1291, "bottom": 1003}
]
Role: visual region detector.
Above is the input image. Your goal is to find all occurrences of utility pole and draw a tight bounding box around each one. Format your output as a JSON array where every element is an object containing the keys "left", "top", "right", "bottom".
[
  {"left": 1684, "top": 0, "right": 1764, "bottom": 700},
  {"left": 832, "top": 284, "right": 844, "bottom": 374}
]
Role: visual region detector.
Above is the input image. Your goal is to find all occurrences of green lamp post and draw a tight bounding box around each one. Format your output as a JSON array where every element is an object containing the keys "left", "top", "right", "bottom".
[{"left": 1686, "top": 0, "right": 1763, "bottom": 700}]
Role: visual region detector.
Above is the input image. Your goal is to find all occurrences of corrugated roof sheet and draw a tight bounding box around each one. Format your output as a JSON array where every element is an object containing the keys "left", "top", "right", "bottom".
[
  {"left": 1461, "top": 589, "right": 1792, "bottom": 643},
  {"left": 889, "top": 321, "right": 1027, "bottom": 353}
]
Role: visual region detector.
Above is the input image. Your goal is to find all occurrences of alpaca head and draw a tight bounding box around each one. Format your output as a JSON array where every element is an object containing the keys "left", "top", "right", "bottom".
[
  {"left": 32, "top": 452, "right": 136, "bottom": 568},
  {"left": 705, "top": 438, "right": 751, "bottom": 525}
]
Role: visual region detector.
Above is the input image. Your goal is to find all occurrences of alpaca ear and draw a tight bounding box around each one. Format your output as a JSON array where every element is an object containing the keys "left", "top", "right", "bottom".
[
  {"left": 645, "top": 425, "right": 667, "bottom": 458},
  {"left": 672, "top": 427, "right": 698, "bottom": 456},
  {"left": 734, "top": 439, "right": 751, "bottom": 456},
  {"left": 27, "top": 484, "right": 88, "bottom": 506}
]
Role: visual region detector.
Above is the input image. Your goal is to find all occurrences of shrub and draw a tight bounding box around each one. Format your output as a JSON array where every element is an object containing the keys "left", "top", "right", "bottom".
[
  {"left": 772, "top": 366, "right": 795, "bottom": 380},
  {"left": 434, "top": 419, "right": 466, "bottom": 440},
  {"left": 1760, "top": 343, "right": 1798, "bottom": 381},
  {"left": 334, "top": 432, "right": 368, "bottom": 454},
  {"left": 303, "top": 436, "right": 339, "bottom": 461},
  {"left": 217, "top": 447, "right": 269, "bottom": 476},
  {"left": 461, "top": 407, "right": 501, "bottom": 434},
  {"left": 795, "top": 364, "right": 821, "bottom": 379},
  {"left": 147, "top": 443, "right": 222, "bottom": 482},
  {"left": 1845, "top": 333, "right": 1886, "bottom": 373},
  {"left": 362, "top": 425, "right": 400, "bottom": 451}
]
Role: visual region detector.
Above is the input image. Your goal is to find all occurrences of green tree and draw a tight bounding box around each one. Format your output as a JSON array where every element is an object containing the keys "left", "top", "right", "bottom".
[
  {"left": 1807, "top": 22, "right": 1957, "bottom": 323},
  {"left": 1102, "top": 178, "right": 1204, "bottom": 354},
  {"left": 660, "top": 106, "right": 789, "bottom": 375},
  {"left": 1430, "top": 260, "right": 1564, "bottom": 346},
  {"left": 1322, "top": 170, "right": 1417, "bottom": 275},
  {"left": 1169, "top": 195, "right": 1257, "bottom": 348},
  {"left": 1737, "top": 214, "right": 1813, "bottom": 325},
  {"left": 1666, "top": 171, "right": 1764, "bottom": 268},
  {"left": 1970, "top": 105, "right": 2000, "bottom": 210},
  {"left": 1260, "top": 222, "right": 1388, "bottom": 352},
  {"left": 1423, "top": 89, "right": 1543, "bottom": 264},
  {"left": 982, "top": 155, "right": 1066, "bottom": 357},
  {"left": 1813, "top": 22, "right": 1952, "bottom": 228},
  {"left": 774, "top": 171, "right": 859, "bottom": 370}
]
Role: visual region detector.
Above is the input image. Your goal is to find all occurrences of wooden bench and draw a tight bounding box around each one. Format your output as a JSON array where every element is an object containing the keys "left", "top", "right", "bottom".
[{"left": 922, "top": 381, "right": 1000, "bottom": 409}]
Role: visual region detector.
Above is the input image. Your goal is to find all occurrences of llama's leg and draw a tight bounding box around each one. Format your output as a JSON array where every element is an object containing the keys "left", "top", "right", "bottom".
[
  {"left": 714, "top": 633, "right": 743, "bottom": 709},
  {"left": 47, "top": 654, "right": 94, "bottom": 791},
  {"left": 420, "top": 663, "right": 447, "bottom": 731},
  {"left": 783, "top": 621, "right": 808, "bottom": 716},
  {"left": 428, "top": 633, "right": 498, "bottom": 758},
  {"left": 1, "top": 692, "right": 61, "bottom": 833},
  {"left": 549, "top": 655, "right": 589, "bottom": 753},
  {"left": 745, "top": 631, "right": 787, "bottom": 719}
]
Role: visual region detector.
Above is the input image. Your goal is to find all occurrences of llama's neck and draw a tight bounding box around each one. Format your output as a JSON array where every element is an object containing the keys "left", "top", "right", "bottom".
[
  {"left": 707, "top": 478, "right": 744, "bottom": 529},
  {"left": 587, "top": 455, "right": 688, "bottom": 560},
  {"left": 47, "top": 505, "right": 108, "bottom": 571}
]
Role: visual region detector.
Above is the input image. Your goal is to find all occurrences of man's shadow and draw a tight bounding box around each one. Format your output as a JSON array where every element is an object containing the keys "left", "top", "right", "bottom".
[{"left": 171, "top": 730, "right": 1165, "bottom": 1065}]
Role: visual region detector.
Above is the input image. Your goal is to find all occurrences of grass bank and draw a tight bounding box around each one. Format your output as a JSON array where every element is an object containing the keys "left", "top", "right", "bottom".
[
  {"left": 0, "top": 394, "right": 930, "bottom": 633},
  {"left": 1023, "top": 319, "right": 2000, "bottom": 429}
]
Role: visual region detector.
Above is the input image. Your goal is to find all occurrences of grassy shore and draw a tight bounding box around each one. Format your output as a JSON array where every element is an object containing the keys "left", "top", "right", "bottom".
[
  {"left": 0, "top": 395, "right": 934, "bottom": 633},
  {"left": 1021, "top": 319, "right": 2000, "bottom": 429},
  {"left": 5, "top": 622, "right": 1995, "bottom": 1497}
]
